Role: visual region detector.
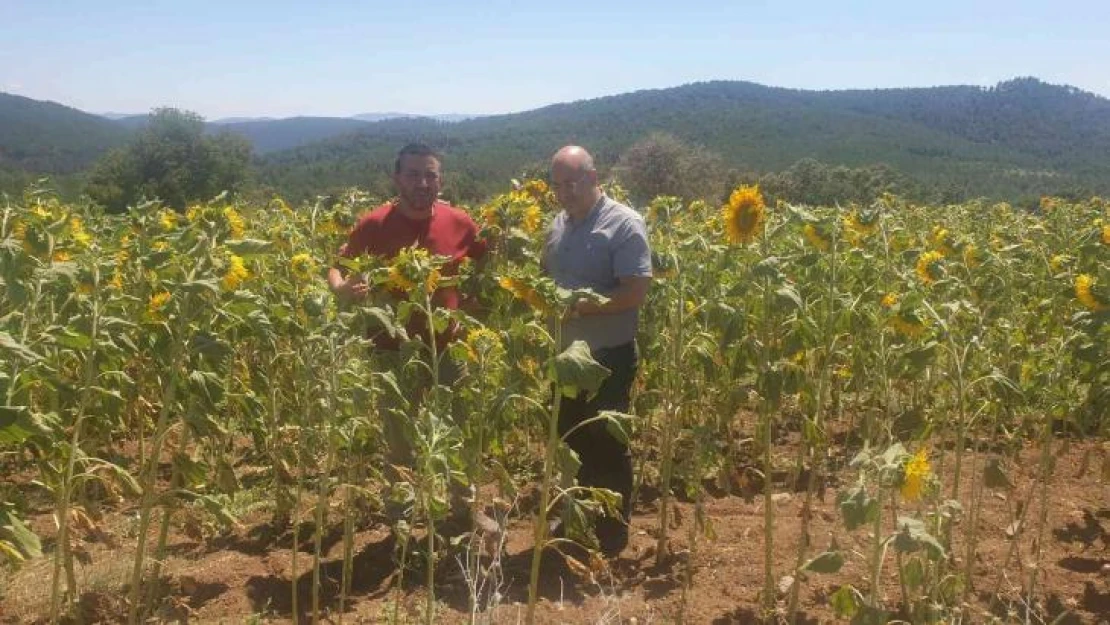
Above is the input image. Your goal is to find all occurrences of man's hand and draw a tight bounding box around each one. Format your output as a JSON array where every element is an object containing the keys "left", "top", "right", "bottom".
[
  {"left": 336, "top": 276, "right": 368, "bottom": 303},
  {"left": 329, "top": 266, "right": 369, "bottom": 304}
]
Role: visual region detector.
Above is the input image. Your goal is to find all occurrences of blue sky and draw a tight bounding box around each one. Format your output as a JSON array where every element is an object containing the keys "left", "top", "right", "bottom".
[{"left": 3, "top": 0, "right": 1108, "bottom": 119}]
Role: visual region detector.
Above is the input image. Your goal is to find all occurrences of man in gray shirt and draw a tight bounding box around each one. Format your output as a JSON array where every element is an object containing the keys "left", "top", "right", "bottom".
[{"left": 543, "top": 145, "right": 652, "bottom": 556}]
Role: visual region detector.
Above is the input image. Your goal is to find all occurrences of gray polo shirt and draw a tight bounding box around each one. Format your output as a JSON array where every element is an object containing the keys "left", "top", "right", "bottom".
[{"left": 543, "top": 195, "right": 653, "bottom": 350}]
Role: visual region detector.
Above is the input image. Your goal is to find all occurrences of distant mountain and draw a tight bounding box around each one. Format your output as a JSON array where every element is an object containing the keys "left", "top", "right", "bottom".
[
  {"left": 209, "top": 116, "right": 276, "bottom": 124},
  {"left": 5, "top": 78, "right": 1110, "bottom": 203},
  {"left": 214, "top": 117, "right": 374, "bottom": 153},
  {"left": 0, "top": 93, "right": 129, "bottom": 174},
  {"left": 258, "top": 78, "right": 1110, "bottom": 202},
  {"left": 352, "top": 112, "right": 481, "bottom": 123}
]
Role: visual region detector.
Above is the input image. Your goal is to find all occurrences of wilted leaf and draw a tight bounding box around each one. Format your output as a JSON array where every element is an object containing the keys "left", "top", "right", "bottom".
[
  {"left": 553, "top": 340, "right": 610, "bottom": 397},
  {"left": 802, "top": 550, "right": 845, "bottom": 574}
]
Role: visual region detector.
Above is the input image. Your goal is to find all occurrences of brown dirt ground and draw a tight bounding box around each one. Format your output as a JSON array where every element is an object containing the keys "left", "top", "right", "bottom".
[{"left": 2, "top": 437, "right": 1107, "bottom": 624}]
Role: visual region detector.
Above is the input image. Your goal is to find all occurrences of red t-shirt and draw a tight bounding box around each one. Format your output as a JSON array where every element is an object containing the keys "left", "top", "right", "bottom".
[{"left": 340, "top": 200, "right": 485, "bottom": 347}]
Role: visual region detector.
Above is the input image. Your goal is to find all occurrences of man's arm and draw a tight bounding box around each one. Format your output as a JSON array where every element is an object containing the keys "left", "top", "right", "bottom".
[
  {"left": 328, "top": 265, "right": 368, "bottom": 303},
  {"left": 571, "top": 275, "right": 651, "bottom": 317}
]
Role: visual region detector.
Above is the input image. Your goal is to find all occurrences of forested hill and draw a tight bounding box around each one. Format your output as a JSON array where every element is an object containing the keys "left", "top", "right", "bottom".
[
  {"left": 4, "top": 78, "right": 1110, "bottom": 204},
  {"left": 256, "top": 78, "right": 1110, "bottom": 203}
]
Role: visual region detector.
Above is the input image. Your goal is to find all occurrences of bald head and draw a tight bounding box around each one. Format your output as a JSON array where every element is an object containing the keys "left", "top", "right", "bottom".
[
  {"left": 552, "top": 145, "right": 595, "bottom": 173},
  {"left": 551, "top": 145, "right": 602, "bottom": 218}
]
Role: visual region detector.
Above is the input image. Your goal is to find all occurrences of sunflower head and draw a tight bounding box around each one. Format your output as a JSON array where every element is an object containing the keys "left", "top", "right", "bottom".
[
  {"left": 223, "top": 206, "right": 246, "bottom": 238},
  {"left": 881, "top": 293, "right": 899, "bottom": 309},
  {"left": 900, "top": 449, "right": 932, "bottom": 502},
  {"left": 1075, "top": 274, "right": 1108, "bottom": 311},
  {"left": 722, "top": 185, "right": 766, "bottom": 245},
  {"left": 290, "top": 253, "right": 316, "bottom": 280},
  {"left": 915, "top": 251, "right": 945, "bottom": 285},
  {"left": 221, "top": 254, "right": 249, "bottom": 292},
  {"left": 1101, "top": 224, "right": 1109, "bottom": 246},
  {"left": 803, "top": 223, "right": 832, "bottom": 252}
]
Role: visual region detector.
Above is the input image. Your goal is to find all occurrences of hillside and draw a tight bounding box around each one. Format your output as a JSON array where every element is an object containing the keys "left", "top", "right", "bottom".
[
  {"left": 4, "top": 78, "right": 1110, "bottom": 203},
  {"left": 256, "top": 78, "right": 1110, "bottom": 203},
  {"left": 0, "top": 93, "right": 130, "bottom": 174}
]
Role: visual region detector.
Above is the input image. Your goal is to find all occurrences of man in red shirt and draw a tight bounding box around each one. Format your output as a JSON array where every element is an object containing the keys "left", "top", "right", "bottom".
[
  {"left": 328, "top": 142, "right": 485, "bottom": 329},
  {"left": 327, "top": 144, "right": 488, "bottom": 525}
]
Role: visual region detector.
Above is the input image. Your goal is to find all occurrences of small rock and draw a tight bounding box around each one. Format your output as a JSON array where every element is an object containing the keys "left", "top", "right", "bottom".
[{"left": 772, "top": 493, "right": 793, "bottom": 505}]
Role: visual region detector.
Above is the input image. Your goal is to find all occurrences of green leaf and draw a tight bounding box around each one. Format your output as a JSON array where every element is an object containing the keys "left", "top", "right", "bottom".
[
  {"left": 829, "top": 584, "right": 860, "bottom": 618},
  {"left": 50, "top": 327, "right": 92, "bottom": 350},
  {"left": 891, "top": 516, "right": 946, "bottom": 559},
  {"left": 225, "top": 238, "right": 274, "bottom": 256},
  {"left": 0, "top": 506, "right": 42, "bottom": 561},
  {"left": 802, "top": 550, "right": 845, "bottom": 574},
  {"left": 0, "top": 332, "right": 39, "bottom": 362},
  {"left": 775, "top": 285, "right": 804, "bottom": 310},
  {"left": 172, "top": 454, "right": 210, "bottom": 489},
  {"left": 837, "top": 485, "right": 879, "bottom": 531},
  {"left": 0, "top": 407, "right": 58, "bottom": 444},
  {"left": 178, "top": 279, "right": 221, "bottom": 296},
  {"left": 599, "top": 410, "right": 631, "bottom": 446},
  {"left": 553, "top": 340, "right": 611, "bottom": 397}
]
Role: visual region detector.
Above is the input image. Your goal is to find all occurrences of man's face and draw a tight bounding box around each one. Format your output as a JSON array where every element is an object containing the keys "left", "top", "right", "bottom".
[
  {"left": 550, "top": 162, "right": 594, "bottom": 211},
  {"left": 393, "top": 154, "right": 442, "bottom": 213}
]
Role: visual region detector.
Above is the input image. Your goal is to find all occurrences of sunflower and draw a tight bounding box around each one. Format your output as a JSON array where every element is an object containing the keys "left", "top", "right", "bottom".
[
  {"left": 881, "top": 293, "right": 899, "bottom": 309},
  {"left": 722, "top": 185, "right": 766, "bottom": 245},
  {"left": 221, "top": 255, "right": 249, "bottom": 291},
  {"left": 290, "top": 253, "right": 316, "bottom": 280},
  {"left": 499, "top": 276, "right": 545, "bottom": 311},
  {"left": 223, "top": 206, "right": 246, "bottom": 238},
  {"left": 148, "top": 291, "right": 171, "bottom": 318},
  {"left": 52, "top": 250, "right": 72, "bottom": 263},
  {"left": 159, "top": 210, "right": 179, "bottom": 232},
  {"left": 889, "top": 314, "right": 928, "bottom": 338},
  {"left": 803, "top": 223, "right": 831, "bottom": 252},
  {"left": 1075, "top": 274, "right": 1107, "bottom": 311},
  {"left": 900, "top": 449, "right": 931, "bottom": 502},
  {"left": 387, "top": 265, "right": 416, "bottom": 292},
  {"left": 69, "top": 216, "right": 92, "bottom": 248},
  {"left": 424, "top": 268, "right": 442, "bottom": 294},
  {"left": 844, "top": 210, "right": 879, "bottom": 237},
  {"left": 522, "top": 204, "right": 542, "bottom": 234},
  {"left": 1101, "top": 224, "right": 1110, "bottom": 246},
  {"left": 1049, "top": 254, "right": 1068, "bottom": 273},
  {"left": 464, "top": 327, "right": 504, "bottom": 362},
  {"left": 962, "top": 244, "right": 981, "bottom": 268},
  {"left": 915, "top": 251, "right": 945, "bottom": 285}
]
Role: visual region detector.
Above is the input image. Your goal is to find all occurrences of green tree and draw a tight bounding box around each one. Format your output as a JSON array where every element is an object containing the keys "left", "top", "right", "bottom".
[
  {"left": 86, "top": 108, "right": 251, "bottom": 212},
  {"left": 612, "top": 132, "right": 728, "bottom": 205}
]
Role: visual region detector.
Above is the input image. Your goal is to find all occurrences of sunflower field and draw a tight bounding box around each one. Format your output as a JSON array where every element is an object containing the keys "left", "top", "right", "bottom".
[{"left": 0, "top": 182, "right": 1107, "bottom": 624}]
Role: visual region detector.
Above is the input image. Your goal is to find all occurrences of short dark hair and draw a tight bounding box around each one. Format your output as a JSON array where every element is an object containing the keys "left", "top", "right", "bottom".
[{"left": 394, "top": 143, "right": 441, "bottom": 173}]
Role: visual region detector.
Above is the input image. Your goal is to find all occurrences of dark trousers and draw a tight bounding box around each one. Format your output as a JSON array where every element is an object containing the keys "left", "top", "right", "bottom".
[{"left": 557, "top": 341, "right": 637, "bottom": 522}]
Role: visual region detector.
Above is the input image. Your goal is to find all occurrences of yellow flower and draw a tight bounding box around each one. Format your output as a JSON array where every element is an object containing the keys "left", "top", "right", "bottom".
[
  {"left": 1049, "top": 254, "right": 1067, "bottom": 273},
  {"left": 803, "top": 223, "right": 831, "bottom": 252},
  {"left": 290, "top": 253, "right": 316, "bottom": 280},
  {"left": 1101, "top": 224, "right": 1110, "bottom": 246},
  {"left": 109, "top": 271, "right": 124, "bottom": 290},
  {"left": 223, "top": 206, "right": 245, "bottom": 238},
  {"left": 901, "top": 449, "right": 931, "bottom": 502},
  {"left": 881, "top": 293, "right": 899, "bottom": 309},
  {"left": 962, "top": 244, "right": 981, "bottom": 268},
  {"left": 159, "top": 210, "right": 179, "bottom": 232},
  {"left": 152, "top": 241, "right": 170, "bottom": 252},
  {"left": 425, "top": 268, "right": 441, "bottom": 294},
  {"left": 221, "top": 255, "right": 249, "bottom": 292},
  {"left": 844, "top": 210, "right": 878, "bottom": 237},
  {"left": 915, "top": 251, "right": 945, "bottom": 285},
  {"left": 52, "top": 250, "right": 72, "bottom": 263},
  {"left": 889, "top": 315, "right": 927, "bottom": 338},
  {"left": 387, "top": 265, "right": 416, "bottom": 292},
  {"left": 499, "top": 276, "right": 544, "bottom": 311},
  {"left": 1075, "top": 274, "right": 1107, "bottom": 311},
  {"left": 722, "top": 185, "right": 766, "bottom": 245},
  {"left": 148, "top": 291, "right": 171, "bottom": 317},
  {"left": 69, "top": 216, "right": 91, "bottom": 248},
  {"left": 464, "top": 327, "right": 503, "bottom": 362},
  {"left": 522, "top": 204, "right": 542, "bottom": 234},
  {"left": 685, "top": 300, "right": 696, "bottom": 315}
]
